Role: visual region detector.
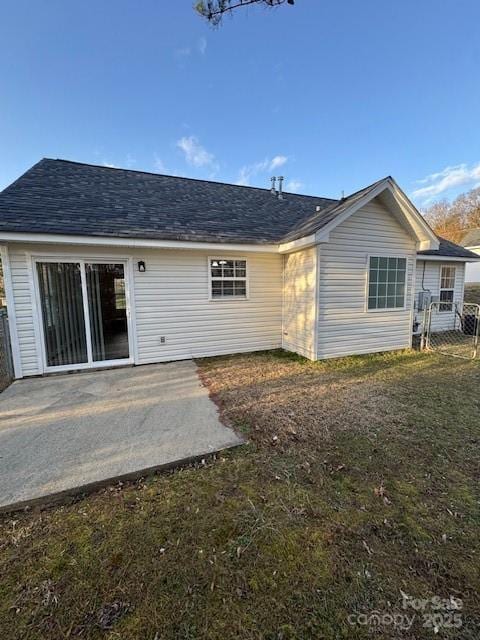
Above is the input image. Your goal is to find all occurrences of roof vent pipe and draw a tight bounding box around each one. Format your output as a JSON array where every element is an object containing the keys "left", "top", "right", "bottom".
[
  {"left": 277, "top": 176, "right": 284, "bottom": 200},
  {"left": 270, "top": 176, "right": 277, "bottom": 194}
]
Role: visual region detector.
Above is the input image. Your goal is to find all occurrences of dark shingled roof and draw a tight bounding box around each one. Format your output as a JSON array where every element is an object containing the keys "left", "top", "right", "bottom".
[
  {"left": 461, "top": 228, "right": 480, "bottom": 248},
  {"left": 0, "top": 159, "right": 337, "bottom": 244},
  {"left": 417, "top": 237, "right": 480, "bottom": 260},
  {"left": 0, "top": 158, "right": 477, "bottom": 260},
  {"left": 281, "top": 177, "right": 387, "bottom": 242}
]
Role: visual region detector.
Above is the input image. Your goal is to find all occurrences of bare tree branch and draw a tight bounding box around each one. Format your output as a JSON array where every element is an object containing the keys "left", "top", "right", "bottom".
[
  {"left": 195, "top": 0, "right": 294, "bottom": 25},
  {"left": 423, "top": 186, "right": 480, "bottom": 243}
]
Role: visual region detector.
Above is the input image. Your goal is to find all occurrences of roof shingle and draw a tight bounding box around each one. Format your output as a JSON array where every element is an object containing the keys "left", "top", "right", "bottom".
[
  {"left": 0, "top": 158, "right": 477, "bottom": 261},
  {"left": 417, "top": 237, "right": 480, "bottom": 260},
  {"left": 461, "top": 228, "right": 480, "bottom": 248},
  {"left": 0, "top": 159, "right": 336, "bottom": 244}
]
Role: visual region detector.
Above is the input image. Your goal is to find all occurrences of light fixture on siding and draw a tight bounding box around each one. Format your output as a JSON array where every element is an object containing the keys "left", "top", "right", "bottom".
[{"left": 138, "top": 260, "right": 146, "bottom": 272}]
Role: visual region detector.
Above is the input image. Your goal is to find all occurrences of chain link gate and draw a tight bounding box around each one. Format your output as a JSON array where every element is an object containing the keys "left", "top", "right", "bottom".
[{"left": 421, "top": 301, "right": 480, "bottom": 359}]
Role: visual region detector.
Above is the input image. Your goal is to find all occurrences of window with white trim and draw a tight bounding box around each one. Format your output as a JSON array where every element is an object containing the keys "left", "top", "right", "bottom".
[
  {"left": 209, "top": 258, "right": 247, "bottom": 298},
  {"left": 367, "top": 256, "right": 407, "bottom": 310},
  {"left": 439, "top": 265, "right": 455, "bottom": 311}
]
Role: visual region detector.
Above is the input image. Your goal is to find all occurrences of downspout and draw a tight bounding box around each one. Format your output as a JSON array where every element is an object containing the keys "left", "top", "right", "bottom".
[{"left": 409, "top": 254, "right": 417, "bottom": 347}]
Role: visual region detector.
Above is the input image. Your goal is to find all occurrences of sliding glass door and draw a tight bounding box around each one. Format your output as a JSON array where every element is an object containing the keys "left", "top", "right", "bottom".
[
  {"left": 36, "top": 260, "right": 130, "bottom": 371},
  {"left": 86, "top": 263, "right": 129, "bottom": 362},
  {"left": 37, "top": 262, "right": 88, "bottom": 367}
]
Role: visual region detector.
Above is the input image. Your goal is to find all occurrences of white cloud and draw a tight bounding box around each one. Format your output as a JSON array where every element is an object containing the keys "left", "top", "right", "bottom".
[
  {"left": 235, "top": 155, "right": 289, "bottom": 186},
  {"left": 174, "top": 47, "right": 191, "bottom": 59},
  {"left": 270, "top": 155, "right": 287, "bottom": 171},
  {"left": 125, "top": 153, "right": 136, "bottom": 168},
  {"left": 198, "top": 37, "right": 207, "bottom": 55},
  {"left": 175, "top": 38, "right": 207, "bottom": 60},
  {"left": 411, "top": 162, "right": 480, "bottom": 204},
  {"left": 99, "top": 154, "right": 134, "bottom": 170},
  {"left": 153, "top": 153, "right": 166, "bottom": 174},
  {"left": 286, "top": 179, "right": 304, "bottom": 193},
  {"left": 235, "top": 165, "right": 258, "bottom": 186},
  {"left": 176, "top": 136, "right": 216, "bottom": 170}
]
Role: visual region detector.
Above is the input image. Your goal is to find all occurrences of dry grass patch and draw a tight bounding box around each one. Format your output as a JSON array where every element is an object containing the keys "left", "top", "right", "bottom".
[
  {"left": 465, "top": 282, "right": 480, "bottom": 305},
  {"left": 200, "top": 350, "right": 412, "bottom": 450}
]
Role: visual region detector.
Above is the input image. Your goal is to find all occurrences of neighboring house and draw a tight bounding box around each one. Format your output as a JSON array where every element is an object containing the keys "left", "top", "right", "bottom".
[
  {"left": 461, "top": 229, "right": 480, "bottom": 283},
  {"left": 0, "top": 159, "right": 478, "bottom": 380}
]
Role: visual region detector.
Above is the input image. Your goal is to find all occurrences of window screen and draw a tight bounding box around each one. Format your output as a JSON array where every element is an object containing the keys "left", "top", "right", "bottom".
[
  {"left": 439, "top": 265, "right": 455, "bottom": 311},
  {"left": 210, "top": 259, "right": 247, "bottom": 299},
  {"left": 368, "top": 256, "right": 407, "bottom": 310}
]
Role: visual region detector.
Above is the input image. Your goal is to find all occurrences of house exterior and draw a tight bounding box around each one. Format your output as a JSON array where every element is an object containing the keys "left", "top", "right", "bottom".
[
  {"left": 461, "top": 229, "right": 480, "bottom": 283},
  {"left": 0, "top": 159, "right": 478, "bottom": 380}
]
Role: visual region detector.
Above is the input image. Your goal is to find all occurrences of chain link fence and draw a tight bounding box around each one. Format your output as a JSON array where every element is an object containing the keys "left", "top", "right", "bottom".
[
  {"left": 421, "top": 301, "right": 480, "bottom": 359},
  {"left": 0, "top": 308, "right": 14, "bottom": 390}
]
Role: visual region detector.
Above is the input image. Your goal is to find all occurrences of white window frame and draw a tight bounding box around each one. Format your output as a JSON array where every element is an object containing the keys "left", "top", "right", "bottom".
[
  {"left": 365, "top": 254, "right": 408, "bottom": 313},
  {"left": 439, "top": 264, "right": 456, "bottom": 312},
  {"left": 208, "top": 256, "right": 249, "bottom": 301},
  {"left": 29, "top": 253, "right": 136, "bottom": 373}
]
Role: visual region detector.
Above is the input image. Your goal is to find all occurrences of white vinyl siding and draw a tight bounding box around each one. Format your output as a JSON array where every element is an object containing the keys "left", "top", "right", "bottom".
[
  {"left": 133, "top": 249, "right": 282, "bottom": 362},
  {"left": 6, "top": 244, "right": 283, "bottom": 376},
  {"left": 414, "top": 260, "right": 465, "bottom": 332},
  {"left": 282, "top": 247, "right": 317, "bottom": 359},
  {"left": 8, "top": 245, "right": 39, "bottom": 376},
  {"left": 7, "top": 224, "right": 470, "bottom": 378},
  {"left": 317, "top": 198, "right": 416, "bottom": 359},
  {"left": 465, "top": 247, "right": 480, "bottom": 282}
]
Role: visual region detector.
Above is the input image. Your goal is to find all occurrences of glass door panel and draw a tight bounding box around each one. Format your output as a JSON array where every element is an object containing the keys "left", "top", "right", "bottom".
[
  {"left": 37, "top": 262, "right": 88, "bottom": 366},
  {"left": 85, "top": 263, "right": 129, "bottom": 362}
]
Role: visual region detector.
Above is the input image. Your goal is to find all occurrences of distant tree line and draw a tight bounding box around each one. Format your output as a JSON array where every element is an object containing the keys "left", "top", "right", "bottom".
[{"left": 423, "top": 187, "right": 480, "bottom": 244}]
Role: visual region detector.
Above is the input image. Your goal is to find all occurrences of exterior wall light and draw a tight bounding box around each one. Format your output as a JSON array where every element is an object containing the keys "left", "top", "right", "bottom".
[{"left": 138, "top": 261, "right": 146, "bottom": 272}]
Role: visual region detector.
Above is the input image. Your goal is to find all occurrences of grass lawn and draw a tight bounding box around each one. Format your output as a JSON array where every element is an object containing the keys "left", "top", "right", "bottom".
[
  {"left": 465, "top": 282, "right": 480, "bottom": 306},
  {"left": 1, "top": 350, "right": 480, "bottom": 639}
]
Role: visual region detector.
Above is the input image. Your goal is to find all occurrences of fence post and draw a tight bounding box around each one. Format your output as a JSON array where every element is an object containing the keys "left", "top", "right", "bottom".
[
  {"left": 420, "top": 305, "right": 429, "bottom": 351},
  {"left": 0, "top": 309, "right": 14, "bottom": 381},
  {"left": 473, "top": 306, "right": 480, "bottom": 359}
]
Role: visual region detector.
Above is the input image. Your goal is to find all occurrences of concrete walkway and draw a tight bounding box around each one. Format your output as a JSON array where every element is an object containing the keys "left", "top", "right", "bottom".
[{"left": 0, "top": 361, "right": 243, "bottom": 510}]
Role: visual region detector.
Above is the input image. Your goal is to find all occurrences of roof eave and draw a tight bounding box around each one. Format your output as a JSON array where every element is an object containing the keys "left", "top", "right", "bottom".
[
  {"left": 278, "top": 233, "right": 317, "bottom": 254},
  {"left": 306, "top": 178, "right": 439, "bottom": 250},
  {"left": 418, "top": 254, "right": 480, "bottom": 262},
  {"left": 0, "top": 231, "right": 280, "bottom": 253}
]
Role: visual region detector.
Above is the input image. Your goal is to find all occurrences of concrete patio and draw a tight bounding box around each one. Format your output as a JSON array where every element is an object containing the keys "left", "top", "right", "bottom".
[{"left": 0, "top": 361, "right": 243, "bottom": 511}]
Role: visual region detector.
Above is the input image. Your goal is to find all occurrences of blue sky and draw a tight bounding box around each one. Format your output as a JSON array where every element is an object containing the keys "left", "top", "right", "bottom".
[{"left": 1, "top": 0, "right": 479, "bottom": 207}]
